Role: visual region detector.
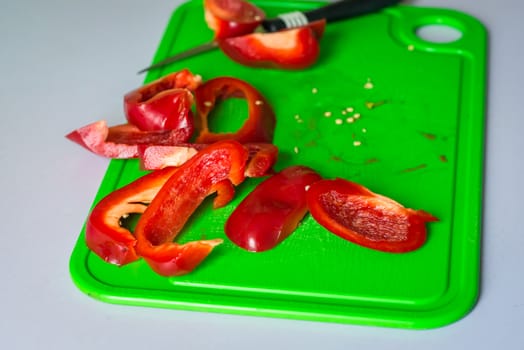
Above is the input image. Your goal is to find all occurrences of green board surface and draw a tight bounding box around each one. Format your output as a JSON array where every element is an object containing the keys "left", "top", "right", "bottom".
[{"left": 70, "top": 0, "right": 487, "bottom": 329}]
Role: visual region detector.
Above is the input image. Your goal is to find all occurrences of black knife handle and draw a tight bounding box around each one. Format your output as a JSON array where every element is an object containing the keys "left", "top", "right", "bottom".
[{"left": 261, "top": 0, "right": 402, "bottom": 32}]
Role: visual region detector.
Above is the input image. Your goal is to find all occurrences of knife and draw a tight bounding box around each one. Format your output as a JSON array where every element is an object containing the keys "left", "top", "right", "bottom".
[{"left": 138, "top": 0, "right": 401, "bottom": 74}]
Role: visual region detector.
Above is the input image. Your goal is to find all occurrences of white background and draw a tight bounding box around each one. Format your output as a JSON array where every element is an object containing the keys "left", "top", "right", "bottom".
[{"left": 1, "top": 0, "right": 522, "bottom": 349}]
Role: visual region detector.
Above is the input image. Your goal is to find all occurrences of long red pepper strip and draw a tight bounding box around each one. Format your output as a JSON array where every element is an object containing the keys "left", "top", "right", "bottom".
[
  {"left": 65, "top": 120, "right": 192, "bottom": 158},
  {"left": 306, "top": 179, "right": 439, "bottom": 253},
  {"left": 134, "top": 140, "right": 248, "bottom": 276},
  {"left": 137, "top": 142, "right": 278, "bottom": 177},
  {"left": 85, "top": 166, "right": 179, "bottom": 266}
]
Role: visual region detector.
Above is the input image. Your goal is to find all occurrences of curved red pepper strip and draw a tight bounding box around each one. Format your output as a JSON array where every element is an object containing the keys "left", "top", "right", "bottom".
[
  {"left": 124, "top": 69, "right": 201, "bottom": 132},
  {"left": 134, "top": 140, "right": 248, "bottom": 276},
  {"left": 306, "top": 179, "right": 439, "bottom": 253},
  {"left": 85, "top": 166, "right": 179, "bottom": 266},
  {"left": 137, "top": 142, "right": 278, "bottom": 177},
  {"left": 204, "top": 0, "right": 265, "bottom": 39},
  {"left": 65, "top": 120, "right": 192, "bottom": 158},
  {"left": 218, "top": 20, "right": 326, "bottom": 70},
  {"left": 194, "top": 77, "right": 276, "bottom": 144},
  {"left": 225, "top": 165, "right": 322, "bottom": 252}
]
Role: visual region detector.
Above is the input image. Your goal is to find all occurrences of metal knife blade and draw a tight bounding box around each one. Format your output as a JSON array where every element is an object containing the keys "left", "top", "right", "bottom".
[{"left": 138, "top": 0, "right": 401, "bottom": 74}]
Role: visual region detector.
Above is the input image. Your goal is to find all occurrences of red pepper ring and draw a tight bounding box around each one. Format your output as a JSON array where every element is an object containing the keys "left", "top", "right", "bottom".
[
  {"left": 124, "top": 69, "right": 202, "bottom": 132},
  {"left": 306, "top": 179, "right": 439, "bottom": 253},
  {"left": 204, "top": 0, "right": 266, "bottom": 39},
  {"left": 194, "top": 77, "right": 276, "bottom": 144},
  {"left": 85, "top": 166, "right": 179, "bottom": 266},
  {"left": 135, "top": 140, "right": 249, "bottom": 276}
]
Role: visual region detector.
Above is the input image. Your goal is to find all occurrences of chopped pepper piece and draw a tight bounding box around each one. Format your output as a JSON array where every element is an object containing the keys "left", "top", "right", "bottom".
[
  {"left": 225, "top": 166, "right": 322, "bottom": 252},
  {"left": 218, "top": 20, "right": 326, "bottom": 69},
  {"left": 243, "top": 143, "right": 279, "bottom": 177},
  {"left": 65, "top": 120, "right": 192, "bottom": 158},
  {"left": 194, "top": 76, "right": 276, "bottom": 143},
  {"left": 85, "top": 166, "right": 179, "bottom": 266},
  {"left": 137, "top": 142, "right": 278, "bottom": 177},
  {"left": 306, "top": 179, "right": 439, "bottom": 253},
  {"left": 124, "top": 69, "right": 201, "bottom": 132},
  {"left": 134, "top": 140, "right": 249, "bottom": 276},
  {"left": 204, "top": 0, "right": 265, "bottom": 39}
]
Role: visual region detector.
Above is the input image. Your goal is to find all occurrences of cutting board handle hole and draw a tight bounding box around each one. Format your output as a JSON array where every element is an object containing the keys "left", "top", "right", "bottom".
[{"left": 416, "top": 24, "right": 463, "bottom": 43}]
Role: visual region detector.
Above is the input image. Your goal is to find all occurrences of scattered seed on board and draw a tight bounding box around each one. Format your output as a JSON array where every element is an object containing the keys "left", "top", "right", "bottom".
[
  {"left": 364, "top": 78, "right": 374, "bottom": 89},
  {"left": 353, "top": 140, "right": 362, "bottom": 146},
  {"left": 366, "top": 100, "right": 386, "bottom": 110},
  {"left": 312, "top": 87, "right": 318, "bottom": 94},
  {"left": 294, "top": 114, "right": 304, "bottom": 123},
  {"left": 335, "top": 118, "right": 343, "bottom": 125},
  {"left": 324, "top": 111, "right": 332, "bottom": 117}
]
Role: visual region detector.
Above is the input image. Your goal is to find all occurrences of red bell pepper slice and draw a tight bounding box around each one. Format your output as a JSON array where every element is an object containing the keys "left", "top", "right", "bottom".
[
  {"left": 137, "top": 144, "right": 204, "bottom": 170},
  {"left": 137, "top": 142, "right": 278, "bottom": 177},
  {"left": 225, "top": 165, "right": 322, "bottom": 252},
  {"left": 306, "top": 179, "right": 439, "bottom": 253},
  {"left": 66, "top": 120, "right": 192, "bottom": 158},
  {"left": 85, "top": 166, "right": 179, "bottom": 266},
  {"left": 124, "top": 69, "right": 201, "bottom": 132},
  {"left": 218, "top": 19, "right": 326, "bottom": 70},
  {"left": 134, "top": 140, "right": 249, "bottom": 276},
  {"left": 204, "top": 0, "right": 265, "bottom": 39},
  {"left": 243, "top": 143, "right": 278, "bottom": 177},
  {"left": 194, "top": 77, "right": 276, "bottom": 143}
]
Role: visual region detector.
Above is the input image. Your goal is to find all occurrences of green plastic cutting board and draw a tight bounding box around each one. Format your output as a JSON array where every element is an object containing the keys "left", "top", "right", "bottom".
[{"left": 69, "top": 0, "right": 487, "bottom": 329}]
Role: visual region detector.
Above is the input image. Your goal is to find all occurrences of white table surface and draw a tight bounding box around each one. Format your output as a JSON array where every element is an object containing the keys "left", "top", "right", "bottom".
[{"left": 1, "top": 0, "right": 523, "bottom": 349}]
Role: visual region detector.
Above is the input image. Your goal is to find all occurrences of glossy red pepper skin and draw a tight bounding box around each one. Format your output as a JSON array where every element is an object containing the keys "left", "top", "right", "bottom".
[
  {"left": 194, "top": 77, "right": 276, "bottom": 144},
  {"left": 85, "top": 166, "right": 179, "bottom": 266},
  {"left": 218, "top": 20, "right": 326, "bottom": 70},
  {"left": 243, "top": 143, "right": 278, "bottom": 177},
  {"left": 137, "top": 142, "right": 278, "bottom": 177},
  {"left": 134, "top": 140, "right": 249, "bottom": 276},
  {"left": 66, "top": 120, "right": 192, "bottom": 158},
  {"left": 306, "top": 179, "right": 439, "bottom": 253},
  {"left": 204, "top": 0, "right": 265, "bottom": 39},
  {"left": 225, "top": 166, "right": 322, "bottom": 252},
  {"left": 124, "top": 69, "right": 201, "bottom": 132}
]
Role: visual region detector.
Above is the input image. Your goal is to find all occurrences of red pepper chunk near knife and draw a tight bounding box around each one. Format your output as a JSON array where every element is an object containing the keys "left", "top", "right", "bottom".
[
  {"left": 194, "top": 76, "right": 276, "bottom": 143},
  {"left": 204, "top": 0, "right": 266, "bottom": 39},
  {"left": 218, "top": 19, "right": 325, "bottom": 69},
  {"left": 86, "top": 166, "right": 179, "bottom": 266},
  {"left": 135, "top": 140, "right": 249, "bottom": 276},
  {"left": 124, "top": 69, "right": 201, "bottom": 132},
  {"left": 225, "top": 166, "right": 322, "bottom": 252},
  {"left": 306, "top": 179, "right": 439, "bottom": 253}
]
